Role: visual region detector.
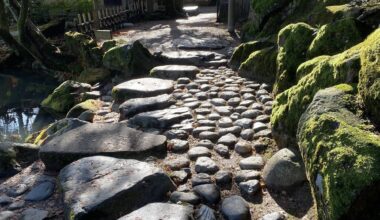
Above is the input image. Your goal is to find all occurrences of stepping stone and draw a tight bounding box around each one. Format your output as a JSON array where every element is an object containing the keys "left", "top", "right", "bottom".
[
  {"left": 240, "top": 156, "right": 265, "bottom": 170},
  {"left": 119, "top": 94, "right": 176, "bottom": 120},
  {"left": 170, "top": 191, "right": 200, "bottom": 205},
  {"left": 177, "top": 37, "right": 226, "bottom": 50},
  {"left": 40, "top": 123, "right": 167, "bottom": 171},
  {"left": 195, "top": 205, "right": 216, "bottom": 220},
  {"left": 164, "top": 157, "right": 190, "bottom": 170},
  {"left": 215, "top": 170, "right": 233, "bottom": 186},
  {"left": 192, "top": 173, "right": 212, "bottom": 186},
  {"left": 112, "top": 78, "right": 174, "bottom": 103},
  {"left": 21, "top": 208, "right": 48, "bottom": 220},
  {"left": 150, "top": 65, "right": 199, "bottom": 80},
  {"left": 118, "top": 203, "right": 193, "bottom": 220},
  {"left": 235, "top": 170, "right": 261, "bottom": 183},
  {"left": 221, "top": 196, "right": 251, "bottom": 220},
  {"left": 59, "top": 156, "right": 176, "bottom": 220},
  {"left": 218, "top": 133, "right": 238, "bottom": 147},
  {"left": 239, "top": 180, "right": 260, "bottom": 197},
  {"left": 195, "top": 157, "right": 219, "bottom": 174},
  {"left": 193, "top": 184, "right": 221, "bottom": 205},
  {"left": 128, "top": 107, "right": 192, "bottom": 129},
  {"left": 25, "top": 181, "right": 55, "bottom": 201},
  {"left": 188, "top": 147, "right": 211, "bottom": 160}
]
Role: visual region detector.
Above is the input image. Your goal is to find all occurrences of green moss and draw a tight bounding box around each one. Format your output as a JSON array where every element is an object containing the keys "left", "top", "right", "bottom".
[
  {"left": 102, "top": 41, "right": 161, "bottom": 78},
  {"left": 41, "top": 80, "right": 91, "bottom": 115},
  {"left": 274, "top": 22, "right": 316, "bottom": 94},
  {"left": 76, "top": 68, "right": 111, "bottom": 84},
  {"left": 271, "top": 42, "right": 362, "bottom": 148},
  {"left": 238, "top": 46, "right": 278, "bottom": 84},
  {"left": 298, "top": 87, "right": 380, "bottom": 219},
  {"left": 307, "top": 18, "right": 365, "bottom": 58},
  {"left": 358, "top": 28, "right": 380, "bottom": 126},
  {"left": 66, "top": 99, "right": 101, "bottom": 118},
  {"left": 229, "top": 41, "right": 274, "bottom": 70}
]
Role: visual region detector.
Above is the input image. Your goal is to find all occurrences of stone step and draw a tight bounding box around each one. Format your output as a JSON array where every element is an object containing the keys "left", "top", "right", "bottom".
[
  {"left": 59, "top": 156, "right": 176, "bottom": 220},
  {"left": 39, "top": 123, "right": 167, "bottom": 171},
  {"left": 150, "top": 65, "right": 200, "bottom": 80},
  {"left": 112, "top": 78, "right": 174, "bottom": 103}
]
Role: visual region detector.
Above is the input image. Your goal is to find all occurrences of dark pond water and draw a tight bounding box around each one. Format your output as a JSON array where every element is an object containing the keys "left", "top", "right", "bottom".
[{"left": 0, "top": 69, "right": 58, "bottom": 141}]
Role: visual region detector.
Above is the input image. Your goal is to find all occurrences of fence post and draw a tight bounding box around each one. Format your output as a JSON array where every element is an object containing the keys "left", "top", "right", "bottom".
[{"left": 228, "top": 0, "right": 235, "bottom": 32}]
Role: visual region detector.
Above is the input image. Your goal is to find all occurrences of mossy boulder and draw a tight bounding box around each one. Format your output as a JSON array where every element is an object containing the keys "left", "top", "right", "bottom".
[
  {"left": 307, "top": 18, "right": 368, "bottom": 58},
  {"left": 41, "top": 80, "right": 91, "bottom": 116},
  {"left": 102, "top": 41, "right": 161, "bottom": 78},
  {"left": 271, "top": 42, "right": 361, "bottom": 148},
  {"left": 64, "top": 31, "right": 103, "bottom": 72},
  {"left": 76, "top": 68, "right": 111, "bottom": 84},
  {"left": 297, "top": 85, "right": 380, "bottom": 220},
  {"left": 229, "top": 41, "right": 274, "bottom": 70},
  {"left": 238, "top": 46, "right": 278, "bottom": 84},
  {"left": 66, "top": 99, "right": 101, "bottom": 118},
  {"left": 274, "top": 23, "right": 316, "bottom": 94},
  {"left": 32, "top": 118, "right": 89, "bottom": 146},
  {"left": 358, "top": 28, "right": 380, "bottom": 127},
  {"left": 0, "top": 142, "right": 39, "bottom": 178}
]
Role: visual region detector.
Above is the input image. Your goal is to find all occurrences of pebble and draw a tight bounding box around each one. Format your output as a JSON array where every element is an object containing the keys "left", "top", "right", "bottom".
[
  {"left": 170, "top": 191, "right": 200, "bottom": 205},
  {"left": 240, "top": 129, "right": 254, "bottom": 140},
  {"left": 219, "top": 91, "right": 239, "bottom": 100},
  {"left": 178, "top": 77, "right": 191, "bottom": 84},
  {"left": 218, "top": 117, "right": 233, "bottom": 128},
  {"left": 199, "top": 131, "right": 219, "bottom": 142},
  {"left": 239, "top": 180, "right": 260, "bottom": 197},
  {"left": 21, "top": 208, "right": 49, "bottom": 220},
  {"left": 192, "top": 173, "right": 212, "bottom": 186},
  {"left": 170, "top": 170, "right": 191, "bottom": 184},
  {"left": 193, "top": 126, "right": 215, "bottom": 137},
  {"left": 241, "top": 109, "right": 262, "bottom": 119},
  {"left": 188, "top": 147, "right": 211, "bottom": 160},
  {"left": 8, "top": 200, "right": 25, "bottom": 210},
  {"left": 261, "top": 212, "right": 286, "bottom": 220},
  {"left": 227, "top": 97, "right": 241, "bottom": 106},
  {"left": 230, "top": 112, "right": 240, "bottom": 121},
  {"left": 234, "top": 140, "right": 253, "bottom": 156},
  {"left": 219, "top": 126, "right": 241, "bottom": 136},
  {"left": 239, "top": 100, "right": 255, "bottom": 107},
  {"left": 196, "top": 109, "right": 212, "bottom": 115},
  {"left": 217, "top": 133, "right": 238, "bottom": 147},
  {"left": 234, "top": 118, "right": 253, "bottom": 129},
  {"left": 0, "top": 211, "right": 15, "bottom": 220},
  {"left": 210, "top": 98, "right": 226, "bottom": 106},
  {"left": 253, "top": 140, "right": 269, "bottom": 152},
  {"left": 240, "top": 156, "right": 265, "bottom": 170},
  {"left": 235, "top": 106, "right": 248, "bottom": 113},
  {"left": 165, "top": 129, "right": 189, "bottom": 140},
  {"left": 170, "top": 139, "right": 189, "bottom": 152},
  {"left": 221, "top": 196, "right": 251, "bottom": 220},
  {"left": 195, "top": 205, "right": 216, "bottom": 220},
  {"left": 215, "top": 144, "right": 230, "bottom": 157},
  {"left": 235, "top": 170, "right": 261, "bottom": 183},
  {"left": 215, "top": 170, "right": 233, "bottom": 186},
  {"left": 208, "top": 113, "right": 221, "bottom": 120},
  {"left": 255, "top": 115, "right": 270, "bottom": 123},
  {"left": 215, "top": 106, "right": 233, "bottom": 116},
  {"left": 25, "top": 181, "right": 55, "bottom": 201},
  {"left": 7, "top": 184, "right": 28, "bottom": 197},
  {"left": 0, "top": 195, "right": 12, "bottom": 206},
  {"left": 253, "top": 122, "right": 267, "bottom": 132},
  {"left": 193, "top": 184, "right": 221, "bottom": 205},
  {"left": 197, "top": 139, "right": 214, "bottom": 149},
  {"left": 254, "top": 129, "right": 272, "bottom": 139},
  {"left": 195, "top": 157, "right": 219, "bottom": 174}
]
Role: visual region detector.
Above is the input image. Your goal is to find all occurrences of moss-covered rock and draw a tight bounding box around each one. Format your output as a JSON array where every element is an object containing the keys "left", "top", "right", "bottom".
[
  {"left": 64, "top": 31, "right": 103, "bottom": 72},
  {"left": 66, "top": 99, "right": 101, "bottom": 118},
  {"left": 297, "top": 85, "right": 380, "bottom": 220},
  {"left": 271, "top": 42, "right": 361, "bottom": 148},
  {"left": 76, "top": 68, "right": 111, "bottom": 84},
  {"left": 102, "top": 41, "right": 161, "bottom": 78},
  {"left": 229, "top": 41, "right": 274, "bottom": 70},
  {"left": 307, "top": 18, "right": 367, "bottom": 58},
  {"left": 238, "top": 46, "right": 278, "bottom": 84},
  {"left": 41, "top": 80, "right": 91, "bottom": 116},
  {"left": 274, "top": 23, "right": 316, "bottom": 94},
  {"left": 358, "top": 28, "right": 380, "bottom": 127},
  {"left": 32, "top": 118, "right": 89, "bottom": 146}
]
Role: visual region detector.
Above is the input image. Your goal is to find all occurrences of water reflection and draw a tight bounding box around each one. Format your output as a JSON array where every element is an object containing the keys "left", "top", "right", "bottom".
[{"left": 0, "top": 108, "right": 39, "bottom": 140}]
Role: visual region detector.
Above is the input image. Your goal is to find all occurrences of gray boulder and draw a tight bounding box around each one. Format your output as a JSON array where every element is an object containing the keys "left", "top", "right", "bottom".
[
  {"left": 59, "top": 156, "right": 176, "bottom": 220},
  {"left": 262, "top": 148, "right": 306, "bottom": 190}
]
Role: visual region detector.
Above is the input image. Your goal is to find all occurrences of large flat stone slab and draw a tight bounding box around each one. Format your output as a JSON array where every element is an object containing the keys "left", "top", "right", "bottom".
[
  {"left": 40, "top": 123, "right": 167, "bottom": 170},
  {"left": 150, "top": 65, "right": 200, "bottom": 80},
  {"left": 128, "top": 107, "right": 193, "bottom": 129},
  {"left": 175, "top": 37, "right": 227, "bottom": 50},
  {"left": 161, "top": 51, "right": 225, "bottom": 65},
  {"left": 119, "top": 94, "right": 176, "bottom": 120},
  {"left": 118, "top": 203, "right": 193, "bottom": 220},
  {"left": 112, "top": 78, "right": 174, "bottom": 103},
  {"left": 59, "top": 156, "right": 176, "bottom": 220}
]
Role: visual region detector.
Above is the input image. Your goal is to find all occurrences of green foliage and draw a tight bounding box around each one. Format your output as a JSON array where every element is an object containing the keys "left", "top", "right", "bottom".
[
  {"left": 274, "top": 22, "right": 316, "bottom": 94},
  {"left": 307, "top": 18, "right": 365, "bottom": 58}
]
